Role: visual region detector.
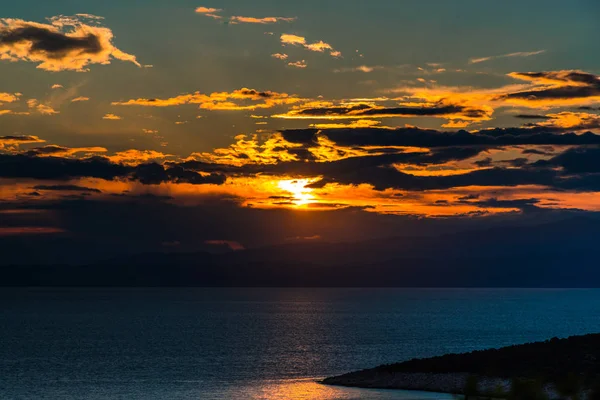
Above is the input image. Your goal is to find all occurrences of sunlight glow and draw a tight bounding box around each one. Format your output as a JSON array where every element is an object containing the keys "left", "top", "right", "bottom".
[{"left": 277, "top": 179, "right": 317, "bottom": 207}]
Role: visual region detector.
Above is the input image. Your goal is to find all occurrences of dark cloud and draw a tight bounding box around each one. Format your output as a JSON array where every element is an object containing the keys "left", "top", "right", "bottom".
[
  {"left": 467, "top": 198, "right": 542, "bottom": 212},
  {"left": 33, "top": 185, "right": 102, "bottom": 193},
  {"left": 0, "top": 154, "right": 226, "bottom": 185},
  {"left": 578, "top": 106, "right": 600, "bottom": 111},
  {"left": 504, "top": 71, "right": 600, "bottom": 101},
  {"left": 288, "top": 103, "right": 489, "bottom": 119},
  {"left": 24, "top": 146, "right": 76, "bottom": 157},
  {"left": 0, "top": 135, "right": 44, "bottom": 143},
  {"left": 515, "top": 114, "right": 553, "bottom": 120},
  {"left": 0, "top": 17, "right": 139, "bottom": 71},
  {"left": 0, "top": 25, "right": 102, "bottom": 56},
  {"left": 306, "top": 166, "right": 559, "bottom": 192},
  {"left": 542, "top": 146, "right": 600, "bottom": 174},
  {"left": 281, "top": 127, "right": 600, "bottom": 148}
]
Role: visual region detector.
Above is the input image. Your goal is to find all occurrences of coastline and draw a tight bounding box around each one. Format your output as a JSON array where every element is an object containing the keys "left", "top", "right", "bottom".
[
  {"left": 322, "top": 333, "right": 600, "bottom": 399},
  {"left": 322, "top": 372, "right": 510, "bottom": 397}
]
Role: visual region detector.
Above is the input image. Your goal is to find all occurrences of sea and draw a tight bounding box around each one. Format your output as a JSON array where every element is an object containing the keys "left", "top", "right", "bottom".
[{"left": 2, "top": 288, "right": 600, "bottom": 399}]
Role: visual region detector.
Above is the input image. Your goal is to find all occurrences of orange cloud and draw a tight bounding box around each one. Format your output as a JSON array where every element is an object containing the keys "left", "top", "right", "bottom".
[
  {"left": 280, "top": 34, "right": 341, "bottom": 57},
  {"left": 527, "top": 112, "right": 600, "bottom": 131},
  {"left": 334, "top": 65, "right": 384, "bottom": 73},
  {"left": 0, "top": 135, "right": 44, "bottom": 150},
  {"left": 24, "top": 145, "right": 107, "bottom": 157},
  {"left": 230, "top": 16, "right": 296, "bottom": 24},
  {"left": 288, "top": 60, "right": 307, "bottom": 69},
  {"left": 0, "top": 15, "right": 140, "bottom": 71},
  {"left": 113, "top": 88, "right": 302, "bottom": 110},
  {"left": 0, "top": 92, "right": 20, "bottom": 103},
  {"left": 27, "top": 99, "right": 58, "bottom": 115},
  {"left": 309, "top": 120, "right": 382, "bottom": 129},
  {"left": 273, "top": 99, "right": 493, "bottom": 125},
  {"left": 192, "top": 133, "right": 303, "bottom": 166},
  {"left": 71, "top": 96, "right": 90, "bottom": 102},
  {"left": 194, "top": 7, "right": 223, "bottom": 19},
  {"left": 103, "top": 113, "right": 122, "bottom": 120},
  {"left": 107, "top": 149, "right": 172, "bottom": 166},
  {"left": 501, "top": 70, "right": 600, "bottom": 107},
  {"left": 196, "top": 7, "right": 295, "bottom": 24}
]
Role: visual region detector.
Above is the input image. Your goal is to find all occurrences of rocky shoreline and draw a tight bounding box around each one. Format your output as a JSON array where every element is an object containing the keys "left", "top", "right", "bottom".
[
  {"left": 322, "top": 333, "right": 600, "bottom": 399},
  {"left": 322, "top": 372, "right": 511, "bottom": 396}
]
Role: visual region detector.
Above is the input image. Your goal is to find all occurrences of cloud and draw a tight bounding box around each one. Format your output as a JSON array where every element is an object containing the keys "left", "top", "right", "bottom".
[
  {"left": 0, "top": 153, "right": 226, "bottom": 186},
  {"left": 469, "top": 50, "right": 546, "bottom": 64},
  {"left": 33, "top": 184, "right": 102, "bottom": 193},
  {"left": 523, "top": 112, "right": 600, "bottom": 131},
  {"left": 280, "top": 34, "right": 340, "bottom": 57},
  {"left": 0, "top": 92, "right": 20, "bottom": 103},
  {"left": 27, "top": 99, "right": 59, "bottom": 115},
  {"left": 309, "top": 120, "right": 383, "bottom": 129},
  {"left": 273, "top": 101, "right": 493, "bottom": 124},
  {"left": 288, "top": 60, "right": 307, "bottom": 69},
  {"left": 0, "top": 15, "right": 140, "bottom": 71},
  {"left": 103, "top": 113, "right": 122, "bottom": 120},
  {"left": 271, "top": 53, "right": 288, "bottom": 60},
  {"left": 0, "top": 135, "right": 45, "bottom": 150},
  {"left": 543, "top": 147, "right": 600, "bottom": 174},
  {"left": 194, "top": 7, "right": 223, "bottom": 19},
  {"left": 195, "top": 7, "right": 295, "bottom": 24},
  {"left": 282, "top": 126, "right": 600, "bottom": 148},
  {"left": 195, "top": 7, "right": 222, "bottom": 14},
  {"left": 71, "top": 96, "right": 89, "bottom": 102},
  {"left": 193, "top": 133, "right": 303, "bottom": 166},
  {"left": 51, "top": 84, "right": 63, "bottom": 89},
  {"left": 112, "top": 88, "right": 302, "bottom": 110},
  {"left": 334, "top": 65, "right": 384, "bottom": 73},
  {"left": 230, "top": 16, "right": 296, "bottom": 24},
  {"left": 23, "top": 145, "right": 107, "bottom": 157},
  {"left": 502, "top": 70, "right": 600, "bottom": 106},
  {"left": 107, "top": 149, "right": 172, "bottom": 166},
  {"left": 391, "top": 70, "right": 600, "bottom": 112}
]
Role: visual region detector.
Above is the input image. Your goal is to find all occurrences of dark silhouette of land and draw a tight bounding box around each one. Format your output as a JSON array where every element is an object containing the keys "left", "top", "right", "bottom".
[
  {"left": 323, "top": 333, "right": 600, "bottom": 398},
  {"left": 2, "top": 216, "right": 600, "bottom": 287}
]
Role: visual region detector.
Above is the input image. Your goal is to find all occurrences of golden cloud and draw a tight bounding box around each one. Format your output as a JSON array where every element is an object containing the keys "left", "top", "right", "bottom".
[
  {"left": 230, "top": 16, "right": 296, "bottom": 24},
  {"left": 280, "top": 34, "right": 341, "bottom": 57},
  {"left": 288, "top": 60, "right": 307, "bottom": 69},
  {"left": 112, "top": 88, "right": 303, "bottom": 110},
  {"left": 103, "top": 113, "right": 122, "bottom": 120},
  {"left": 107, "top": 149, "right": 172, "bottom": 166},
  {"left": 0, "top": 15, "right": 140, "bottom": 71}
]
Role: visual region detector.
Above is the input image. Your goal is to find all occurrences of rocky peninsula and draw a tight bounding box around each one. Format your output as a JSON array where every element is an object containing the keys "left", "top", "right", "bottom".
[{"left": 323, "top": 333, "right": 600, "bottom": 399}]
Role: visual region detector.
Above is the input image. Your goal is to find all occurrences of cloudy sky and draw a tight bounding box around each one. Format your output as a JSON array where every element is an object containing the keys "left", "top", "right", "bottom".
[{"left": 1, "top": 0, "right": 600, "bottom": 259}]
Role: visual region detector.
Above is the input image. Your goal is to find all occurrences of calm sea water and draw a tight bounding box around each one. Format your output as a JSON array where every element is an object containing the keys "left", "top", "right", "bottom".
[{"left": 2, "top": 288, "right": 600, "bottom": 399}]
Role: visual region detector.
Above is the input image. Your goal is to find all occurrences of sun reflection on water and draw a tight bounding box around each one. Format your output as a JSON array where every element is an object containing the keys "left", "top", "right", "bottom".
[{"left": 220, "top": 378, "right": 455, "bottom": 400}]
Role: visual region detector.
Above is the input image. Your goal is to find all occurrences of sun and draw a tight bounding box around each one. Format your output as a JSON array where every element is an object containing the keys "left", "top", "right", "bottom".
[{"left": 277, "top": 178, "right": 317, "bottom": 207}]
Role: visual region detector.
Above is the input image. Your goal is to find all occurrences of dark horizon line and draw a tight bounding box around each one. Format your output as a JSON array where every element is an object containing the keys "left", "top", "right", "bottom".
[{"left": 2, "top": 286, "right": 599, "bottom": 289}]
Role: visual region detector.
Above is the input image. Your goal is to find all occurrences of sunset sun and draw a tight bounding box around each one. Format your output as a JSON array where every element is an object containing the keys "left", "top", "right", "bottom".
[{"left": 277, "top": 178, "right": 317, "bottom": 206}]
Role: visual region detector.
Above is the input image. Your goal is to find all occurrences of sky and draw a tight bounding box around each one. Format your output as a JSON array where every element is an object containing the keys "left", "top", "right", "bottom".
[{"left": 1, "top": 0, "right": 600, "bottom": 260}]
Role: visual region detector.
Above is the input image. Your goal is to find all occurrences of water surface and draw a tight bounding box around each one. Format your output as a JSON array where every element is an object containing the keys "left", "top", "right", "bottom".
[{"left": 2, "top": 288, "right": 600, "bottom": 399}]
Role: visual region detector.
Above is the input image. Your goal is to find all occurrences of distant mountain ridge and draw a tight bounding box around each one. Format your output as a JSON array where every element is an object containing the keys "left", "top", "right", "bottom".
[{"left": 2, "top": 216, "right": 600, "bottom": 287}]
